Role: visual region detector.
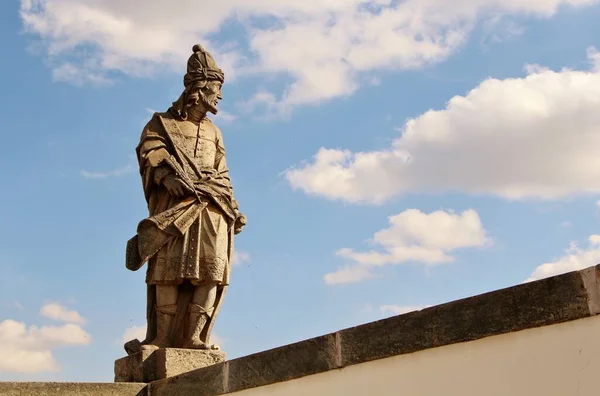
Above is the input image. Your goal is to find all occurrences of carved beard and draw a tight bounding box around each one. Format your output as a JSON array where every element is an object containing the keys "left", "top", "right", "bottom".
[{"left": 198, "top": 88, "right": 218, "bottom": 115}]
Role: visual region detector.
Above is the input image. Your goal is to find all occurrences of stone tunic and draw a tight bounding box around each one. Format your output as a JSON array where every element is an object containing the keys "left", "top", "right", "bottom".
[{"left": 136, "top": 112, "right": 236, "bottom": 286}]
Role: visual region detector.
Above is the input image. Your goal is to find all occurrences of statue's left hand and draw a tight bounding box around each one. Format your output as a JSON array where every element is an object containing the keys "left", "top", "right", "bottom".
[{"left": 234, "top": 213, "right": 247, "bottom": 235}]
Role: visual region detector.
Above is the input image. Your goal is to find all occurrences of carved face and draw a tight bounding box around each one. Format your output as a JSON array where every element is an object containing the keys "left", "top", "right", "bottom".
[{"left": 201, "top": 80, "right": 223, "bottom": 114}]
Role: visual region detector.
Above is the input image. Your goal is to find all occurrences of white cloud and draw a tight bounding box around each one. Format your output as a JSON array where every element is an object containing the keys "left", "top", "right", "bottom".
[
  {"left": 214, "top": 110, "right": 238, "bottom": 123},
  {"left": 232, "top": 250, "right": 251, "bottom": 266},
  {"left": 52, "top": 62, "right": 112, "bottom": 86},
  {"left": 324, "top": 265, "right": 376, "bottom": 285},
  {"left": 120, "top": 324, "right": 146, "bottom": 345},
  {"left": 20, "top": 0, "right": 599, "bottom": 111},
  {"left": 588, "top": 46, "right": 600, "bottom": 71},
  {"left": 479, "top": 14, "right": 526, "bottom": 47},
  {"left": 287, "top": 49, "right": 600, "bottom": 203},
  {"left": 525, "top": 235, "right": 600, "bottom": 282},
  {"left": 80, "top": 164, "right": 134, "bottom": 179},
  {"left": 325, "top": 209, "right": 489, "bottom": 285},
  {"left": 380, "top": 305, "right": 430, "bottom": 316},
  {"left": 40, "top": 303, "right": 86, "bottom": 325},
  {"left": 240, "top": 91, "right": 284, "bottom": 120},
  {"left": 210, "top": 333, "right": 225, "bottom": 347},
  {"left": 0, "top": 319, "right": 92, "bottom": 373}
]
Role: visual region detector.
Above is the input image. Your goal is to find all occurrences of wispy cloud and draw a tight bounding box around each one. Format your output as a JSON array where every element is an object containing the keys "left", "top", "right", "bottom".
[
  {"left": 2, "top": 300, "right": 24, "bottom": 310},
  {"left": 52, "top": 62, "right": 112, "bottom": 87},
  {"left": 211, "top": 333, "right": 225, "bottom": 347},
  {"left": 324, "top": 265, "right": 376, "bottom": 285},
  {"left": 40, "top": 303, "right": 86, "bottom": 325},
  {"left": 232, "top": 250, "right": 251, "bottom": 266},
  {"left": 80, "top": 164, "right": 134, "bottom": 179},
  {"left": 560, "top": 221, "right": 573, "bottom": 228},
  {"left": 380, "top": 305, "right": 430, "bottom": 316},
  {"left": 214, "top": 110, "right": 237, "bottom": 123},
  {"left": 118, "top": 324, "right": 147, "bottom": 345}
]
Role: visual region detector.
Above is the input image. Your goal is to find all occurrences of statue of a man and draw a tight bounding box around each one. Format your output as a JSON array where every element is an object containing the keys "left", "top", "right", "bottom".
[{"left": 125, "top": 44, "right": 246, "bottom": 352}]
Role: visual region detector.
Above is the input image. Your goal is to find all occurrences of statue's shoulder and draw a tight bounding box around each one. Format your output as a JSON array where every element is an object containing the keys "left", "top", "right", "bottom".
[
  {"left": 150, "top": 111, "right": 175, "bottom": 124},
  {"left": 153, "top": 111, "right": 172, "bottom": 119},
  {"left": 205, "top": 117, "right": 226, "bottom": 151},
  {"left": 143, "top": 111, "right": 174, "bottom": 134},
  {"left": 205, "top": 117, "right": 223, "bottom": 139},
  {"left": 204, "top": 116, "right": 217, "bottom": 128}
]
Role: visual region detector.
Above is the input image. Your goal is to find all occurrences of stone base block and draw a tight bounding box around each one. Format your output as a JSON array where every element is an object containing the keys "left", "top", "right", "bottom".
[{"left": 115, "top": 348, "right": 226, "bottom": 383}]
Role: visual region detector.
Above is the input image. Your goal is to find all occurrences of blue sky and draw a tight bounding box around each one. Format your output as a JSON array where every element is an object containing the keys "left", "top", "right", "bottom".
[{"left": 2, "top": 0, "right": 600, "bottom": 382}]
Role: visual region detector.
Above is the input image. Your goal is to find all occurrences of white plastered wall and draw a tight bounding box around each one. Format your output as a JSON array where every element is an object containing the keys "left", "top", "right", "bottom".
[{"left": 231, "top": 315, "right": 600, "bottom": 396}]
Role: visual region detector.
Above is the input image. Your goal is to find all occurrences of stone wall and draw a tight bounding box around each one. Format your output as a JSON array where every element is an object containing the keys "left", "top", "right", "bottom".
[
  {"left": 229, "top": 313, "right": 600, "bottom": 396},
  {"left": 0, "top": 382, "right": 146, "bottom": 396},
  {"left": 148, "top": 265, "right": 600, "bottom": 395},
  {"left": 2, "top": 264, "right": 599, "bottom": 396}
]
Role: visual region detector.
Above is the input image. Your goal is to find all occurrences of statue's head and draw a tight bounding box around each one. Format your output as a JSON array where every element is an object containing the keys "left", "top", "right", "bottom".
[{"left": 170, "top": 44, "right": 225, "bottom": 119}]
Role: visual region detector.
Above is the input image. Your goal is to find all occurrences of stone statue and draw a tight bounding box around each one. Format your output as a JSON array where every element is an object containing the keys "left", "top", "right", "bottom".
[{"left": 125, "top": 44, "right": 246, "bottom": 353}]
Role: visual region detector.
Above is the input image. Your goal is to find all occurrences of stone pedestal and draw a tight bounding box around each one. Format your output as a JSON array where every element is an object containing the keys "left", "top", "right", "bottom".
[{"left": 114, "top": 348, "right": 226, "bottom": 383}]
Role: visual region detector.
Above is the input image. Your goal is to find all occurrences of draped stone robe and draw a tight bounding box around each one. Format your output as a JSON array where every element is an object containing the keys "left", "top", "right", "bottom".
[
  {"left": 133, "top": 111, "right": 238, "bottom": 343},
  {"left": 136, "top": 111, "right": 238, "bottom": 285}
]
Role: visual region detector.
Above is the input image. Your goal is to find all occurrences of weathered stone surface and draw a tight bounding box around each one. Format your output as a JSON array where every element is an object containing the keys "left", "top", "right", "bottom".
[
  {"left": 0, "top": 382, "right": 146, "bottom": 396},
  {"left": 156, "top": 348, "right": 226, "bottom": 379},
  {"left": 137, "top": 265, "right": 600, "bottom": 395},
  {"left": 115, "top": 349, "right": 154, "bottom": 383},
  {"left": 115, "top": 348, "right": 226, "bottom": 383},
  {"left": 339, "top": 268, "right": 592, "bottom": 366},
  {"left": 123, "top": 43, "right": 247, "bottom": 357},
  {"left": 148, "top": 362, "right": 228, "bottom": 396},
  {"left": 227, "top": 334, "right": 339, "bottom": 393}
]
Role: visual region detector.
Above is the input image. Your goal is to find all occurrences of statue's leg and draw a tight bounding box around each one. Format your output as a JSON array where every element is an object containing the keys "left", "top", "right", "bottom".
[
  {"left": 184, "top": 280, "right": 219, "bottom": 349},
  {"left": 143, "top": 284, "right": 156, "bottom": 344},
  {"left": 142, "top": 284, "right": 178, "bottom": 350}
]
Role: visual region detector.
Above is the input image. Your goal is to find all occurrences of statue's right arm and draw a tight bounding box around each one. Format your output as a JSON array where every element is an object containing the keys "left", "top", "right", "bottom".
[
  {"left": 138, "top": 121, "right": 192, "bottom": 197},
  {"left": 138, "top": 121, "right": 172, "bottom": 185},
  {"left": 144, "top": 148, "right": 172, "bottom": 185},
  {"left": 142, "top": 147, "right": 192, "bottom": 197}
]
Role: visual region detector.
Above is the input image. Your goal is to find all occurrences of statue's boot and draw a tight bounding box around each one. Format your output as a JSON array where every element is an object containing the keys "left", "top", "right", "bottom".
[
  {"left": 141, "top": 304, "right": 176, "bottom": 351},
  {"left": 183, "top": 304, "right": 219, "bottom": 350}
]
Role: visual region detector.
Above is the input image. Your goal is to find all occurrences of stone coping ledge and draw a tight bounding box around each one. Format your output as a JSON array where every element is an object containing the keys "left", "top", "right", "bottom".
[
  {"left": 0, "top": 382, "right": 146, "bottom": 396},
  {"left": 2, "top": 265, "right": 598, "bottom": 396},
  {"left": 149, "top": 264, "right": 600, "bottom": 395}
]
